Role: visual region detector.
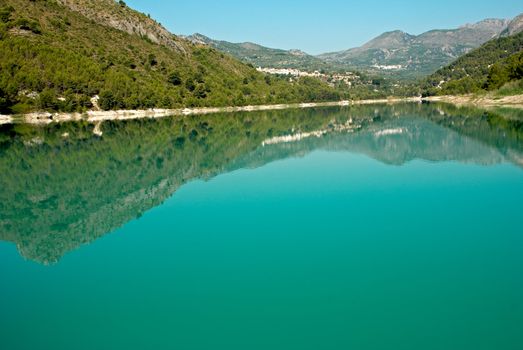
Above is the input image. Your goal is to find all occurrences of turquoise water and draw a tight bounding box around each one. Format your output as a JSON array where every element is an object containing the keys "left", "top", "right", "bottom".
[{"left": 1, "top": 104, "right": 522, "bottom": 349}]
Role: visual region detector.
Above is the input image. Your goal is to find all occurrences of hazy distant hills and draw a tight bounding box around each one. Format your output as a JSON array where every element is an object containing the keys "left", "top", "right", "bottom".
[
  {"left": 184, "top": 33, "right": 332, "bottom": 71},
  {"left": 189, "top": 15, "right": 523, "bottom": 79}
]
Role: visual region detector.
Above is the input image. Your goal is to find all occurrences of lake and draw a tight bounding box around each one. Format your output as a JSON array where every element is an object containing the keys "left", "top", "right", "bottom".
[{"left": 1, "top": 103, "right": 522, "bottom": 350}]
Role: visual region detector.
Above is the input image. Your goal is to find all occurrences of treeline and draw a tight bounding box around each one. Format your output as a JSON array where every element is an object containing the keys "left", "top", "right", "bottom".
[
  {"left": 0, "top": 0, "right": 345, "bottom": 114},
  {"left": 422, "top": 31, "right": 523, "bottom": 96}
]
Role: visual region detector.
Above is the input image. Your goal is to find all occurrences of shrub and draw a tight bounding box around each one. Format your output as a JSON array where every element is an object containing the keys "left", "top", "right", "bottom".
[
  {"left": 14, "top": 18, "right": 41, "bottom": 34},
  {"left": 99, "top": 90, "right": 117, "bottom": 110},
  {"left": 0, "top": 6, "right": 14, "bottom": 23},
  {"left": 168, "top": 71, "right": 182, "bottom": 86}
]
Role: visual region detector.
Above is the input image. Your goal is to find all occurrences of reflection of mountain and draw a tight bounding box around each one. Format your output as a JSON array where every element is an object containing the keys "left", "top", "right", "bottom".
[
  {"left": 229, "top": 105, "right": 523, "bottom": 169},
  {"left": 231, "top": 117, "right": 509, "bottom": 168},
  {"left": 0, "top": 104, "right": 521, "bottom": 264}
]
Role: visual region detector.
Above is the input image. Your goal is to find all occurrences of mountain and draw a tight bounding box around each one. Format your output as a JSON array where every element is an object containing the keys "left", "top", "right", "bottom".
[
  {"left": 501, "top": 13, "right": 523, "bottom": 37},
  {"left": 184, "top": 33, "right": 331, "bottom": 71},
  {"left": 423, "top": 30, "right": 523, "bottom": 96},
  {"left": 318, "top": 18, "right": 514, "bottom": 79},
  {"left": 0, "top": 0, "right": 341, "bottom": 114}
]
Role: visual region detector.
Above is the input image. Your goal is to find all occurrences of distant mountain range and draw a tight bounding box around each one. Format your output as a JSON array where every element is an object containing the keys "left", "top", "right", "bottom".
[
  {"left": 188, "top": 14, "right": 523, "bottom": 79},
  {"left": 184, "top": 33, "right": 331, "bottom": 72},
  {"left": 319, "top": 16, "right": 523, "bottom": 78}
]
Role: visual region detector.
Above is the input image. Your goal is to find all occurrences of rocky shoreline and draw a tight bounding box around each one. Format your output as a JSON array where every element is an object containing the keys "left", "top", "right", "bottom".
[
  {"left": 2, "top": 95, "right": 522, "bottom": 126},
  {"left": 0, "top": 98, "right": 421, "bottom": 125},
  {"left": 424, "top": 94, "right": 523, "bottom": 108}
]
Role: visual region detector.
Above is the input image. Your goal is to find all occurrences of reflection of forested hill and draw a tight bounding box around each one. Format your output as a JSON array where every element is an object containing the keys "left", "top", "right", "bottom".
[
  {"left": 0, "top": 109, "right": 339, "bottom": 264},
  {"left": 0, "top": 104, "right": 521, "bottom": 264}
]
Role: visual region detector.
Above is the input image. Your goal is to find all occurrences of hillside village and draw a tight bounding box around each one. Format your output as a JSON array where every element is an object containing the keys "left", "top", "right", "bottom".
[{"left": 256, "top": 67, "right": 361, "bottom": 87}]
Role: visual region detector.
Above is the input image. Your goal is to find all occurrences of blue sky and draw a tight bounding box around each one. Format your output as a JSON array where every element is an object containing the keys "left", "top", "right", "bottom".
[{"left": 125, "top": 0, "right": 523, "bottom": 54}]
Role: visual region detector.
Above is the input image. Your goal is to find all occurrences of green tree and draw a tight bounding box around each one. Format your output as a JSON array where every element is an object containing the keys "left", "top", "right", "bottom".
[
  {"left": 37, "top": 89, "right": 58, "bottom": 111},
  {"left": 99, "top": 90, "right": 117, "bottom": 110},
  {"left": 486, "top": 64, "right": 510, "bottom": 90},
  {"left": 0, "top": 87, "right": 9, "bottom": 113}
]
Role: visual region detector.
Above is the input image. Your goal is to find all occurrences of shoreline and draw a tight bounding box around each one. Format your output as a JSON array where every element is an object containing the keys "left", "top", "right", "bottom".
[
  {"left": 0, "top": 98, "right": 421, "bottom": 125},
  {"left": 1, "top": 95, "right": 522, "bottom": 126},
  {"left": 423, "top": 94, "right": 523, "bottom": 109}
]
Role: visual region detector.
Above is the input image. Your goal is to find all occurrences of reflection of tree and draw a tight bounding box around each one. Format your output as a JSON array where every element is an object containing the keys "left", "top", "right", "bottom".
[{"left": 0, "top": 104, "right": 521, "bottom": 264}]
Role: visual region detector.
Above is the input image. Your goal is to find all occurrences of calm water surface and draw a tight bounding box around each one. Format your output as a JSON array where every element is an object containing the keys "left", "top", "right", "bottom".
[{"left": 1, "top": 104, "right": 522, "bottom": 349}]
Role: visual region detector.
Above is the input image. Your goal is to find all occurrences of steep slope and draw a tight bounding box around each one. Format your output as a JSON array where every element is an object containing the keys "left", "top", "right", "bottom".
[
  {"left": 0, "top": 0, "right": 341, "bottom": 114},
  {"left": 423, "top": 31, "right": 523, "bottom": 96},
  {"left": 57, "top": 0, "right": 186, "bottom": 53},
  {"left": 184, "top": 33, "right": 331, "bottom": 71},
  {"left": 318, "top": 18, "right": 512, "bottom": 79}
]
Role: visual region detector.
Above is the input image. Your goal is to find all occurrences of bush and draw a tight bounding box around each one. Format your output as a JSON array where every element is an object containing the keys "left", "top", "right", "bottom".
[
  {"left": 168, "top": 71, "right": 182, "bottom": 86},
  {"left": 0, "top": 6, "right": 14, "bottom": 23},
  {"left": 37, "top": 89, "right": 58, "bottom": 111},
  {"left": 494, "top": 79, "right": 523, "bottom": 97},
  {"left": 99, "top": 90, "right": 117, "bottom": 110},
  {"left": 14, "top": 18, "right": 41, "bottom": 34}
]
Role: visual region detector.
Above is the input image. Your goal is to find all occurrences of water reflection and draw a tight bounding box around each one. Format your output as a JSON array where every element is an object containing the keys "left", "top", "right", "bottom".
[{"left": 0, "top": 103, "right": 521, "bottom": 264}]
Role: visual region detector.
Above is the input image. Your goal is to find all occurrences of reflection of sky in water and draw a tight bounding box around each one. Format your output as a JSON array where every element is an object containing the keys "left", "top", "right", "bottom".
[{"left": 1, "top": 149, "right": 522, "bottom": 350}]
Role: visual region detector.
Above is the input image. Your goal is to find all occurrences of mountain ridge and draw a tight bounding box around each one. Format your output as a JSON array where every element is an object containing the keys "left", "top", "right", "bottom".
[
  {"left": 500, "top": 13, "right": 523, "bottom": 37},
  {"left": 183, "top": 15, "right": 522, "bottom": 80},
  {"left": 184, "top": 33, "right": 330, "bottom": 71},
  {"left": 318, "top": 17, "right": 517, "bottom": 78}
]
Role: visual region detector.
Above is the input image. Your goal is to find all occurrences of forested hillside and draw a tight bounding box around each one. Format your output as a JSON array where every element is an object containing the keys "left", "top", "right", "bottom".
[
  {"left": 423, "top": 31, "right": 523, "bottom": 96},
  {"left": 0, "top": 0, "right": 343, "bottom": 114}
]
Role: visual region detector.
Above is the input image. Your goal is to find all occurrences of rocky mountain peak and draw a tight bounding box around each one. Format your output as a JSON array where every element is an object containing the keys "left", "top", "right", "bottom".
[
  {"left": 184, "top": 33, "right": 212, "bottom": 45},
  {"left": 361, "top": 30, "right": 415, "bottom": 50},
  {"left": 460, "top": 18, "right": 510, "bottom": 32},
  {"left": 500, "top": 13, "right": 523, "bottom": 37}
]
